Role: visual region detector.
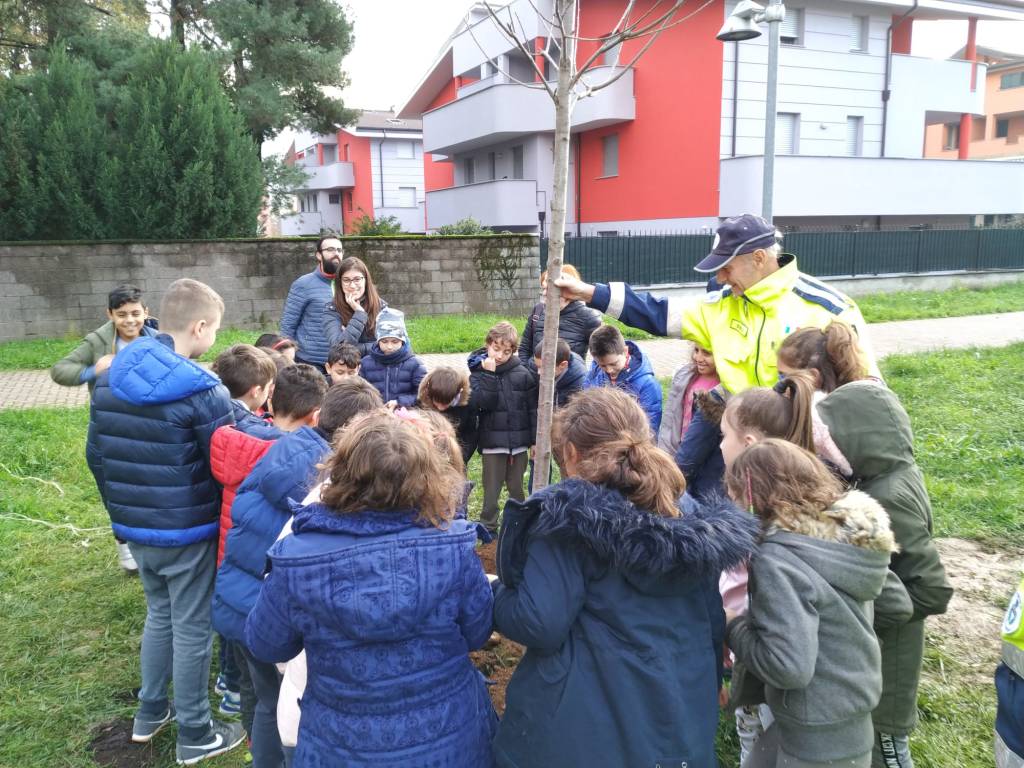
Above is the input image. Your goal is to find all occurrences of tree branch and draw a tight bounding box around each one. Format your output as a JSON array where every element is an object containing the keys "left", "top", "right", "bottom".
[{"left": 474, "top": 2, "right": 556, "bottom": 100}]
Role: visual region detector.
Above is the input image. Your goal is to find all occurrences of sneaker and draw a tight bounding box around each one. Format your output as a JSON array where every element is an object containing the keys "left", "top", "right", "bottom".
[
  {"left": 176, "top": 720, "right": 246, "bottom": 765},
  {"left": 213, "top": 674, "right": 228, "bottom": 696},
  {"left": 132, "top": 705, "right": 174, "bottom": 743},
  {"left": 218, "top": 690, "right": 241, "bottom": 716},
  {"left": 117, "top": 542, "right": 139, "bottom": 574}
]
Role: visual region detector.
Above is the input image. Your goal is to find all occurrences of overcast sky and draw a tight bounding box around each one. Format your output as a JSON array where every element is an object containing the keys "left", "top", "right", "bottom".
[{"left": 229, "top": 1, "right": 1024, "bottom": 158}]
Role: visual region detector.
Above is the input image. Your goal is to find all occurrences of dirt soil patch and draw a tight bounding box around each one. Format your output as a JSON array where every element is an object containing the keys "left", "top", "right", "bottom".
[
  {"left": 89, "top": 719, "right": 159, "bottom": 768},
  {"left": 929, "top": 537, "right": 1024, "bottom": 680},
  {"left": 474, "top": 541, "right": 524, "bottom": 714}
]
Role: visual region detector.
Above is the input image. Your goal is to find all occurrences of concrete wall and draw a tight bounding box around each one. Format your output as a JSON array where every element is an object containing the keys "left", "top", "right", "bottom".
[{"left": 0, "top": 237, "right": 540, "bottom": 342}]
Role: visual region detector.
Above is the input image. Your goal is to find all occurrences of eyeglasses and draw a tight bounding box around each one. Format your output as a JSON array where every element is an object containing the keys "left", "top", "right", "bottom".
[
  {"left": 341, "top": 276, "right": 365, "bottom": 286},
  {"left": 320, "top": 247, "right": 342, "bottom": 255}
]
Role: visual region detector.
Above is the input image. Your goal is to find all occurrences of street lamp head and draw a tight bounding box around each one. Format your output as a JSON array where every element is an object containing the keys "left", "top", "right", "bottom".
[{"left": 716, "top": 0, "right": 766, "bottom": 42}]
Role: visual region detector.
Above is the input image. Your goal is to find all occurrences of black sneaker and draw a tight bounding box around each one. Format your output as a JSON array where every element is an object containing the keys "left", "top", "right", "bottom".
[
  {"left": 131, "top": 705, "right": 174, "bottom": 743},
  {"left": 175, "top": 720, "right": 246, "bottom": 765}
]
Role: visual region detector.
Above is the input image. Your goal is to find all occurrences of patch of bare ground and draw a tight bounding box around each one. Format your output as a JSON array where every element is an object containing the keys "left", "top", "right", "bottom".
[
  {"left": 89, "top": 719, "right": 159, "bottom": 768},
  {"left": 928, "top": 537, "right": 1024, "bottom": 681}
]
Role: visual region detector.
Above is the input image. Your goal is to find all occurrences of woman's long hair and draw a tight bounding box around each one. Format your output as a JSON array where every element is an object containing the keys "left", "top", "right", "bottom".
[{"left": 332, "top": 256, "right": 382, "bottom": 339}]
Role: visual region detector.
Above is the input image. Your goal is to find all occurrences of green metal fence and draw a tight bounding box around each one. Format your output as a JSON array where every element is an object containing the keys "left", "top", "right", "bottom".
[{"left": 539, "top": 228, "right": 1024, "bottom": 285}]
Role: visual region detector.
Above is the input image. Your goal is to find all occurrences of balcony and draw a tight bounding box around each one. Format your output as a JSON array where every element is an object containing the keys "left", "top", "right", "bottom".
[
  {"left": 427, "top": 179, "right": 541, "bottom": 230},
  {"left": 423, "top": 67, "right": 635, "bottom": 155},
  {"left": 295, "top": 161, "right": 355, "bottom": 191},
  {"left": 886, "top": 55, "right": 988, "bottom": 158},
  {"left": 452, "top": 0, "right": 553, "bottom": 74},
  {"left": 279, "top": 209, "right": 342, "bottom": 237},
  {"left": 719, "top": 155, "right": 1024, "bottom": 218}
]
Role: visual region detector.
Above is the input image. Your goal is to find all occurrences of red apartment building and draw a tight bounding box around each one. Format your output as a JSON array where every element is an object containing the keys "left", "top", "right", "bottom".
[
  {"left": 399, "top": 0, "right": 1024, "bottom": 234},
  {"left": 280, "top": 111, "right": 426, "bottom": 236}
]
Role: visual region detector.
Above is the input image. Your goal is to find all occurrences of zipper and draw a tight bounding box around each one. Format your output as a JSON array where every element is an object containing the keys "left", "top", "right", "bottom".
[{"left": 744, "top": 296, "right": 767, "bottom": 386}]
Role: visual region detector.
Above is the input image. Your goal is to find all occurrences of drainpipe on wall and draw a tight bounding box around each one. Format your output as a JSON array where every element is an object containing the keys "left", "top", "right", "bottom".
[
  {"left": 575, "top": 133, "right": 582, "bottom": 237},
  {"left": 731, "top": 41, "right": 739, "bottom": 157},
  {"left": 378, "top": 131, "right": 386, "bottom": 213},
  {"left": 881, "top": 0, "right": 918, "bottom": 157}
]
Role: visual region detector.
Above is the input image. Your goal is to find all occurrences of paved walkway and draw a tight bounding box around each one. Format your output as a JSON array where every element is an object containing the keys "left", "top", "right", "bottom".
[{"left": 2, "top": 311, "right": 1023, "bottom": 410}]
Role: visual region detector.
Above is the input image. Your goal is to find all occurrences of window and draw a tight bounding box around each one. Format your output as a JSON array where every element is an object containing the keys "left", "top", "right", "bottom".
[
  {"left": 776, "top": 113, "right": 799, "bottom": 155},
  {"left": 328, "top": 193, "right": 340, "bottom": 205},
  {"left": 463, "top": 157, "right": 475, "bottom": 184},
  {"left": 396, "top": 140, "right": 414, "bottom": 159},
  {"left": 1000, "top": 71, "right": 1024, "bottom": 90},
  {"left": 780, "top": 8, "right": 802, "bottom": 45},
  {"left": 944, "top": 123, "right": 960, "bottom": 150},
  {"left": 850, "top": 15, "right": 869, "bottom": 52},
  {"left": 343, "top": 143, "right": 350, "bottom": 161},
  {"left": 512, "top": 145, "right": 524, "bottom": 179},
  {"left": 597, "top": 230, "right": 619, "bottom": 237},
  {"left": 299, "top": 193, "right": 318, "bottom": 213},
  {"left": 846, "top": 116, "right": 863, "bottom": 157},
  {"left": 602, "top": 134, "right": 619, "bottom": 176},
  {"left": 488, "top": 151, "right": 497, "bottom": 180},
  {"left": 322, "top": 144, "right": 337, "bottom": 164},
  {"left": 398, "top": 186, "right": 417, "bottom": 207},
  {"left": 997, "top": 118, "right": 1010, "bottom": 139},
  {"left": 346, "top": 192, "right": 353, "bottom": 212}
]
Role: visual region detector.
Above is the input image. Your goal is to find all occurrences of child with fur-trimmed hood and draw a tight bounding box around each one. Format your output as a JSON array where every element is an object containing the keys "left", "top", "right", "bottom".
[
  {"left": 492, "top": 387, "right": 759, "bottom": 768},
  {"left": 723, "top": 439, "right": 913, "bottom": 768}
]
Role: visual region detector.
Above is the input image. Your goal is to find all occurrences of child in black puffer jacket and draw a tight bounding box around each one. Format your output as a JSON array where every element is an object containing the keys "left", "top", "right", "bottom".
[{"left": 468, "top": 321, "right": 538, "bottom": 534}]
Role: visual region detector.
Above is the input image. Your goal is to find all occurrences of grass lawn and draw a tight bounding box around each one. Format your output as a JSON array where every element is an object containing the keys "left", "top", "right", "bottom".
[
  {"left": 856, "top": 279, "right": 1024, "bottom": 323},
  {"left": 0, "top": 344, "right": 1021, "bottom": 766}
]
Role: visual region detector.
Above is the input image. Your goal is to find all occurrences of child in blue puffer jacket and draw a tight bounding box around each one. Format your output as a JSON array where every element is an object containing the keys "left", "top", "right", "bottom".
[
  {"left": 358, "top": 308, "right": 426, "bottom": 408},
  {"left": 245, "top": 408, "right": 497, "bottom": 768}
]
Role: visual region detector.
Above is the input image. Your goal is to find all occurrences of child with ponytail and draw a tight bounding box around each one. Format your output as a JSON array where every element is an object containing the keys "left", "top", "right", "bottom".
[
  {"left": 778, "top": 321, "right": 952, "bottom": 767},
  {"left": 492, "top": 387, "right": 758, "bottom": 768},
  {"left": 723, "top": 439, "right": 911, "bottom": 768}
]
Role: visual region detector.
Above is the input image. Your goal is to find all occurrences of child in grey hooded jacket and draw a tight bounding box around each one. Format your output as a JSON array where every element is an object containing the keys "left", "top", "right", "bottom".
[{"left": 724, "top": 439, "right": 912, "bottom": 768}]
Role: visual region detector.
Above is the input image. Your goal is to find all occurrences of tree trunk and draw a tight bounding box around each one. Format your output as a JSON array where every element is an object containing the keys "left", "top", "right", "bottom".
[
  {"left": 532, "top": 0, "right": 578, "bottom": 492},
  {"left": 170, "top": 0, "right": 186, "bottom": 48}
]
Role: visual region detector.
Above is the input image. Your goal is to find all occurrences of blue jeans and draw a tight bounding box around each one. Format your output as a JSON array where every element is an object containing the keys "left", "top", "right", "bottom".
[
  {"left": 240, "top": 645, "right": 285, "bottom": 768},
  {"left": 129, "top": 540, "right": 216, "bottom": 740},
  {"left": 218, "top": 634, "right": 241, "bottom": 692}
]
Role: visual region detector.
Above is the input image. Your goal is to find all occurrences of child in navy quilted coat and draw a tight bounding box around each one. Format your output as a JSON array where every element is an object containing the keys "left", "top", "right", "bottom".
[{"left": 245, "top": 409, "right": 496, "bottom": 767}]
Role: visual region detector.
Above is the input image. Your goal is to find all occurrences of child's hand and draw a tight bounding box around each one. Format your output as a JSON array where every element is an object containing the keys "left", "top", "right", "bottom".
[
  {"left": 718, "top": 685, "right": 729, "bottom": 708},
  {"left": 385, "top": 400, "right": 398, "bottom": 411},
  {"left": 481, "top": 357, "right": 497, "bottom": 372},
  {"left": 94, "top": 354, "right": 115, "bottom": 375},
  {"left": 724, "top": 608, "right": 740, "bottom": 624}
]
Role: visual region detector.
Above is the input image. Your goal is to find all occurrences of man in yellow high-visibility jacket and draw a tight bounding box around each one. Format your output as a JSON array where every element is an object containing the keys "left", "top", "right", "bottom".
[{"left": 555, "top": 214, "right": 880, "bottom": 393}]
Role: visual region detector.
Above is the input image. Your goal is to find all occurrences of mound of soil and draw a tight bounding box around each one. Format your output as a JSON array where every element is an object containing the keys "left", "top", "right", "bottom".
[
  {"left": 474, "top": 540, "right": 524, "bottom": 714},
  {"left": 929, "top": 537, "right": 1024, "bottom": 681},
  {"left": 90, "top": 719, "right": 159, "bottom": 768}
]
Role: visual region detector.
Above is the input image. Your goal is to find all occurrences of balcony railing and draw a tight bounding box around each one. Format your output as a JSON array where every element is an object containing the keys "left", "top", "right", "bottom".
[
  {"left": 423, "top": 67, "right": 635, "bottom": 155},
  {"left": 427, "top": 179, "right": 540, "bottom": 229},
  {"left": 295, "top": 161, "right": 355, "bottom": 190}
]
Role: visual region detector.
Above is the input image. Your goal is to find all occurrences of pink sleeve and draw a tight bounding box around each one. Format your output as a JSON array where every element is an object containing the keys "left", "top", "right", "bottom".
[{"left": 720, "top": 564, "right": 750, "bottom": 615}]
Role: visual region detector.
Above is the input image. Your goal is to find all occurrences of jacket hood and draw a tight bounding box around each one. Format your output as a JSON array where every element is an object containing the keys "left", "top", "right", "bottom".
[
  {"left": 817, "top": 382, "right": 914, "bottom": 479},
  {"left": 467, "top": 346, "right": 522, "bottom": 374},
  {"left": 557, "top": 352, "right": 587, "bottom": 392},
  {"left": 248, "top": 427, "right": 328, "bottom": 509},
  {"left": 765, "top": 489, "right": 896, "bottom": 602},
  {"left": 369, "top": 339, "right": 413, "bottom": 364},
  {"left": 109, "top": 335, "right": 221, "bottom": 405},
  {"left": 621, "top": 340, "right": 654, "bottom": 382},
  {"left": 526, "top": 479, "right": 758, "bottom": 589}
]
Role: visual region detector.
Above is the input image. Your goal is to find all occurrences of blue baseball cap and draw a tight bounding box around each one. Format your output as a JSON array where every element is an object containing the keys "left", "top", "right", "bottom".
[{"left": 695, "top": 214, "right": 781, "bottom": 273}]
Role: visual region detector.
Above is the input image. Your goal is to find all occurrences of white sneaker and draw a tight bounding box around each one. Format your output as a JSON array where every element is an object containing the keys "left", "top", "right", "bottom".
[{"left": 117, "top": 541, "right": 139, "bottom": 574}]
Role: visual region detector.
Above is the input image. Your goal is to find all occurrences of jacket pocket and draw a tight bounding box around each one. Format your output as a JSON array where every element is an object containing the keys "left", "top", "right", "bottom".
[{"left": 535, "top": 642, "right": 571, "bottom": 685}]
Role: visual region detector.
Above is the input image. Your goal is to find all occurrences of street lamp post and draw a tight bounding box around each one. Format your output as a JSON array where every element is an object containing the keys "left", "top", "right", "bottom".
[{"left": 717, "top": 0, "right": 786, "bottom": 221}]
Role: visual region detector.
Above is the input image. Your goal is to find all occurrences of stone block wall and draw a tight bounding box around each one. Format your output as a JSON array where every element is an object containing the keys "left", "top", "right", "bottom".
[{"left": 0, "top": 236, "right": 541, "bottom": 341}]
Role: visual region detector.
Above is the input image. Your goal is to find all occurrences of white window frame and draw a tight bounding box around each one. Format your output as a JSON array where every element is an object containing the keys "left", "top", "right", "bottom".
[
  {"left": 512, "top": 145, "right": 525, "bottom": 180},
  {"left": 850, "top": 15, "right": 869, "bottom": 53},
  {"left": 846, "top": 116, "right": 864, "bottom": 157},
  {"left": 398, "top": 186, "right": 417, "bottom": 208},
  {"left": 395, "top": 140, "right": 414, "bottom": 159},
  {"left": 601, "top": 134, "right": 619, "bottom": 177},
  {"left": 463, "top": 157, "right": 475, "bottom": 185},
  {"left": 776, "top": 113, "right": 800, "bottom": 155}
]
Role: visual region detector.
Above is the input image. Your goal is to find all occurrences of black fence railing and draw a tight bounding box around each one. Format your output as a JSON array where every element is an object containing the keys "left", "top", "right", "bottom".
[{"left": 539, "top": 227, "right": 1024, "bottom": 285}]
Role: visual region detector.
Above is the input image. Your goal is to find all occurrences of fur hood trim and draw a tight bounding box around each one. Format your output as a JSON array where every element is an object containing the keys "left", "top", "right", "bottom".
[
  {"left": 766, "top": 489, "right": 898, "bottom": 554},
  {"left": 694, "top": 384, "right": 728, "bottom": 425},
  {"left": 528, "top": 479, "right": 758, "bottom": 578}
]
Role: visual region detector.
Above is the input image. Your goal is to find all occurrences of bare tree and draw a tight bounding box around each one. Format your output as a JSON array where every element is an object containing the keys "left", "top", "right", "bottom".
[{"left": 469, "top": 0, "right": 713, "bottom": 491}]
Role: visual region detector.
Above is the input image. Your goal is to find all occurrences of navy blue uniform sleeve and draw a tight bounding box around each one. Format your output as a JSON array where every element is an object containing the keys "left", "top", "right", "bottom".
[{"left": 590, "top": 282, "right": 703, "bottom": 341}]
